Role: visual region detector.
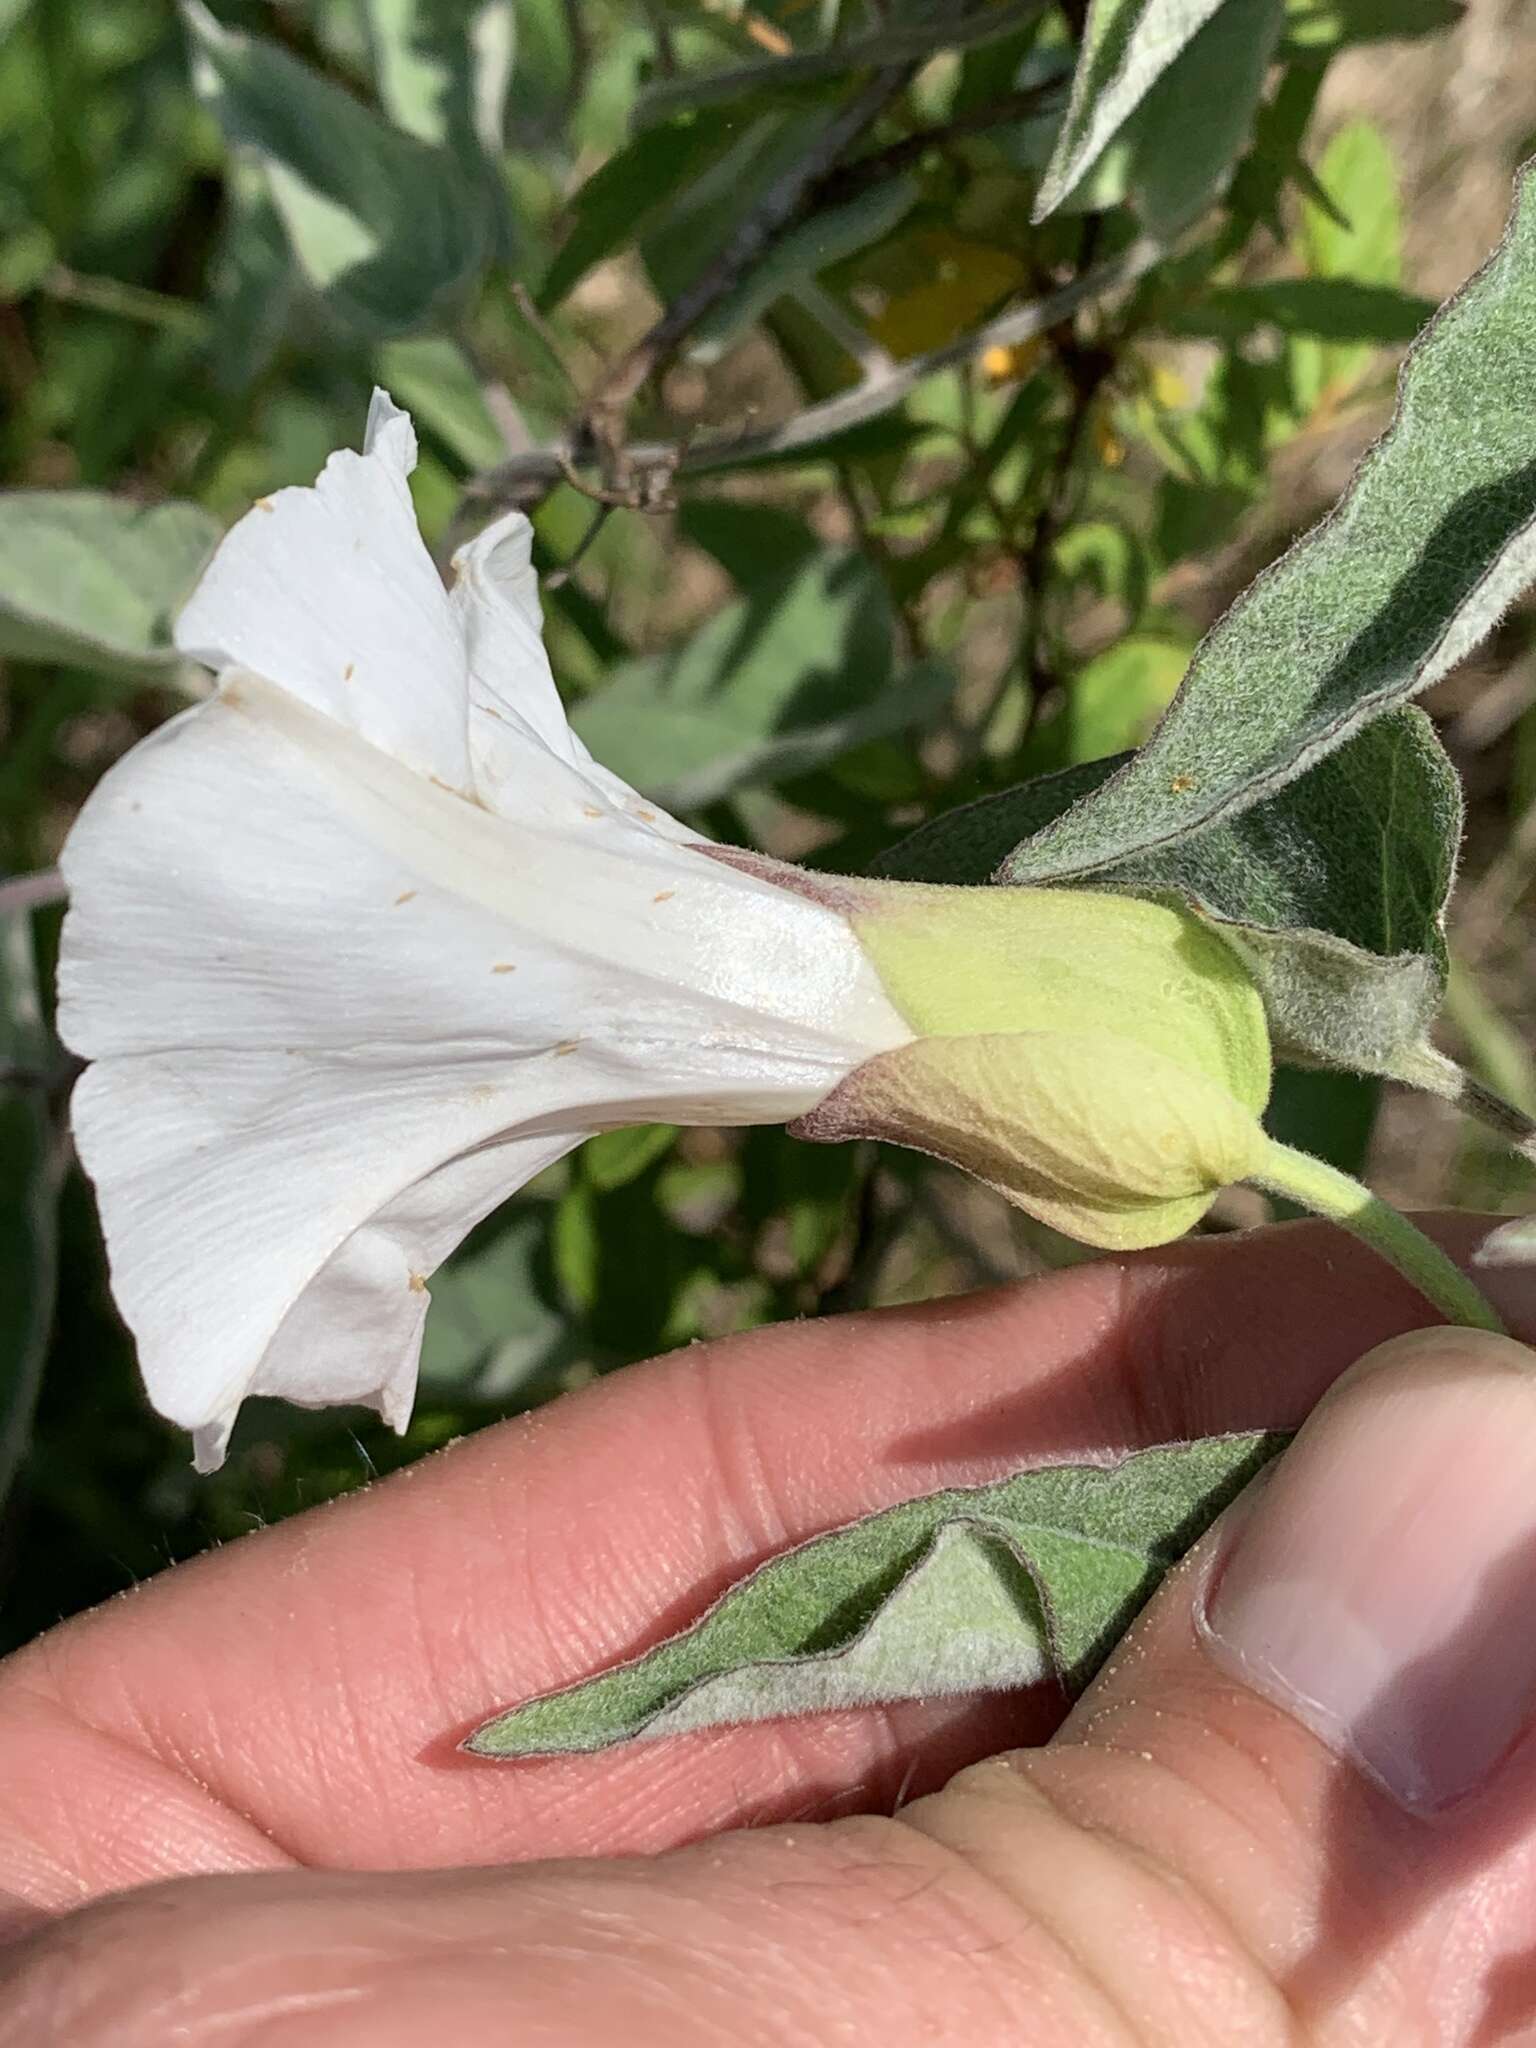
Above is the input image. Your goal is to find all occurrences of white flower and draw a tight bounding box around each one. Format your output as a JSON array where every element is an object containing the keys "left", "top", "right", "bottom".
[{"left": 57, "top": 394, "right": 912, "bottom": 1470}]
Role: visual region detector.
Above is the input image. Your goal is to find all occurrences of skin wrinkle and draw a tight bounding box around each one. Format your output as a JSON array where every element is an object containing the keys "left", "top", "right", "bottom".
[
  {"left": 901, "top": 1762, "right": 1300, "bottom": 2048},
  {"left": 869, "top": 1809, "right": 1136, "bottom": 2047},
  {"left": 0, "top": 1690, "right": 295, "bottom": 1909},
  {"left": 1033, "top": 1748, "right": 1309, "bottom": 2041},
  {"left": 688, "top": 1340, "right": 803, "bottom": 1565},
  {"left": 1070, "top": 1682, "right": 1320, "bottom": 1903}
]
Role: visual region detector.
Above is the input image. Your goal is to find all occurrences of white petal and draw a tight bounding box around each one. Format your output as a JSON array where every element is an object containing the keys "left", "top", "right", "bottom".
[
  {"left": 59, "top": 674, "right": 908, "bottom": 1458},
  {"left": 173, "top": 389, "right": 473, "bottom": 792},
  {"left": 187, "top": 1130, "right": 580, "bottom": 1472},
  {"left": 452, "top": 509, "right": 695, "bottom": 841}
]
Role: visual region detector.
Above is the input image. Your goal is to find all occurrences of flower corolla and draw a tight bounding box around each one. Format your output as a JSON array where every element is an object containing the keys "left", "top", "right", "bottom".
[
  {"left": 58, "top": 395, "right": 1272, "bottom": 1469},
  {"left": 57, "top": 394, "right": 911, "bottom": 1467}
]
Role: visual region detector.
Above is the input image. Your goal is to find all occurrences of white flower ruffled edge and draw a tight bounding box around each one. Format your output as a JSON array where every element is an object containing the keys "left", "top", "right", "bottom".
[{"left": 57, "top": 393, "right": 910, "bottom": 1469}]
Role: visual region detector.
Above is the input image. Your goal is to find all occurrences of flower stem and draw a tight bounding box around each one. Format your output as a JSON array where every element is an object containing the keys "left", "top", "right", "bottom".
[{"left": 1251, "top": 1139, "right": 1505, "bottom": 1335}]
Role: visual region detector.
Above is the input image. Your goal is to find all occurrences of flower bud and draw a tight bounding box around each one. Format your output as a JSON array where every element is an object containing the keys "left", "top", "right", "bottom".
[{"left": 792, "top": 882, "right": 1273, "bottom": 1250}]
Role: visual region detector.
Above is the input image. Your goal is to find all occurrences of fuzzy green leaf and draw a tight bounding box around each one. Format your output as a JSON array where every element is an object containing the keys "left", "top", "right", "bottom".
[
  {"left": 879, "top": 709, "right": 1458, "bottom": 1073},
  {"left": 1006, "top": 160, "right": 1536, "bottom": 885},
  {"left": 571, "top": 552, "right": 952, "bottom": 808},
  {"left": 468, "top": 1433, "right": 1282, "bottom": 1757},
  {"left": 184, "top": 1, "right": 485, "bottom": 337},
  {"left": 1033, "top": 0, "right": 1234, "bottom": 221},
  {"left": 0, "top": 493, "right": 218, "bottom": 677}
]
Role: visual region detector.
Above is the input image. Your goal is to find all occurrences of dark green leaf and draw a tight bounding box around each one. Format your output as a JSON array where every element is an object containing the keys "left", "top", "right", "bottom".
[
  {"left": 1164, "top": 277, "right": 1434, "bottom": 345},
  {"left": 641, "top": 108, "right": 827, "bottom": 312},
  {"left": 375, "top": 336, "right": 510, "bottom": 469},
  {"left": 1004, "top": 163, "right": 1536, "bottom": 886},
  {"left": 1264, "top": 1067, "right": 1381, "bottom": 1184},
  {"left": 678, "top": 499, "right": 821, "bottom": 588},
  {"left": 206, "top": 160, "right": 295, "bottom": 393},
  {"left": 635, "top": 1, "right": 1049, "bottom": 127},
  {"left": 1066, "top": 633, "right": 1189, "bottom": 760},
  {"left": 694, "top": 175, "right": 920, "bottom": 351},
  {"left": 1120, "top": 0, "right": 1285, "bottom": 237},
  {"left": 1280, "top": 0, "right": 1464, "bottom": 51},
  {"left": 362, "top": 0, "right": 514, "bottom": 157},
  {"left": 0, "top": 493, "right": 218, "bottom": 676},
  {"left": 418, "top": 1211, "right": 572, "bottom": 1403},
  {"left": 1288, "top": 120, "right": 1404, "bottom": 417},
  {"left": 1032, "top": 0, "right": 1232, "bottom": 221},
  {"left": 538, "top": 114, "right": 741, "bottom": 311},
  {"left": 582, "top": 1125, "right": 678, "bottom": 1193},
  {"left": 184, "top": 2, "right": 485, "bottom": 337},
  {"left": 467, "top": 1432, "right": 1283, "bottom": 1756}
]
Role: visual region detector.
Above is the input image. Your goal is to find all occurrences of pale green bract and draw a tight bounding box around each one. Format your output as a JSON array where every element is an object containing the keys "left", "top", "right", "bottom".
[{"left": 880, "top": 709, "right": 1459, "bottom": 1077}]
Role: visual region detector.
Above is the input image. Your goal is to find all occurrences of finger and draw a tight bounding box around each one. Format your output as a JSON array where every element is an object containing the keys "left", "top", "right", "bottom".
[
  {"left": 18, "top": 1328, "right": 1536, "bottom": 2048},
  {"left": 2, "top": 1218, "right": 1529, "bottom": 1911},
  {"left": 904, "top": 1325, "right": 1536, "bottom": 2044}
]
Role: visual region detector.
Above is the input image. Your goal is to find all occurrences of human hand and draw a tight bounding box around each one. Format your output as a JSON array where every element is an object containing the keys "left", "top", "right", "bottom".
[{"left": 3, "top": 1218, "right": 1536, "bottom": 2045}]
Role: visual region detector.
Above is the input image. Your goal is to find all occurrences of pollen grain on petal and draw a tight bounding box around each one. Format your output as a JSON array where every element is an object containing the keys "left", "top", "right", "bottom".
[
  {"left": 429, "top": 772, "right": 490, "bottom": 810},
  {"left": 636, "top": 808, "right": 656, "bottom": 823},
  {"left": 394, "top": 889, "right": 418, "bottom": 906},
  {"left": 408, "top": 1271, "right": 428, "bottom": 1294},
  {"left": 581, "top": 804, "right": 604, "bottom": 820},
  {"left": 554, "top": 1040, "right": 581, "bottom": 1057},
  {"left": 491, "top": 961, "right": 517, "bottom": 973},
  {"left": 653, "top": 889, "right": 675, "bottom": 904},
  {"left": 343, "top": 661, "right": 356, "bottom": 681},
  {"left": 254, "top": 496, "right": 275, "bottom": 514}
]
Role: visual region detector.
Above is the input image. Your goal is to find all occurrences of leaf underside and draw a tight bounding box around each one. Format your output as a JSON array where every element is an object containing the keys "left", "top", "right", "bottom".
[{"left": 467, "top": 1432, "right": 1283, "bottom": 1759}]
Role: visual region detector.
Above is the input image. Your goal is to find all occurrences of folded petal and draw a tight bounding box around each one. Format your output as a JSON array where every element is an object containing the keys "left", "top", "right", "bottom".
[
  {"left": 452, "top": 508, "right": 695, "bottom": 840},
  {"left": 189, "top": 1130, "right": 582, "bottom": 1472},
  {"left": 59, "top": 674, "right": 907, "bottom": 1458},
  {"left": 173, "top": 390, "right": 474, "bottom": 793}
]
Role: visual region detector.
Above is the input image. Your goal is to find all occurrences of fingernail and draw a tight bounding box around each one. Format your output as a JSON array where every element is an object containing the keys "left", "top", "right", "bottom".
[{"left": 1201, "top": 1327, "right": 1536, "bottom": 1812}]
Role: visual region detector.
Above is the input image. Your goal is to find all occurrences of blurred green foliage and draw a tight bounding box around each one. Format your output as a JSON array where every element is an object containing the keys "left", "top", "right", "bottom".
[{"left": 0, "top": 0, "right": 1505, "bottom": 1644}]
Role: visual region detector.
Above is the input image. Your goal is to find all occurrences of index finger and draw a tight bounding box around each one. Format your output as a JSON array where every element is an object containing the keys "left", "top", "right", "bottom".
[{"left": 2, "top": 1216, "right": 1528, "bottom": 1915}]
